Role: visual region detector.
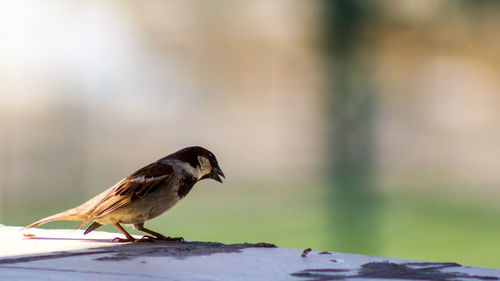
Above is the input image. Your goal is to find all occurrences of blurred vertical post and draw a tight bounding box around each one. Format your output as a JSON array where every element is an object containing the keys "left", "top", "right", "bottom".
[
  {"left": 0, "top": 127, "right": 3, "bottom": 221},
  {"left": 323, "top": 0, "right": 379, "bottom": 253}
]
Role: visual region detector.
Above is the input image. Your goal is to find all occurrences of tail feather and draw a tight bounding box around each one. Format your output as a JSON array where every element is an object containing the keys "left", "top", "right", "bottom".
[
  {"left": 84, "top": 222, "right": 103, "bottom": 235},
  {"left": 22, "top": 208, "right": 86, "bottom": 230},
  {"left": 23, "top": 186, "right": 114, "bottom": 231}
]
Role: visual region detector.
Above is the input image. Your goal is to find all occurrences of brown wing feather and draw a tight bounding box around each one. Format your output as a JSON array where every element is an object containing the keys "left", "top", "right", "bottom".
[{"left": 87, "top": 162, "right": 173, "bottom": 220}]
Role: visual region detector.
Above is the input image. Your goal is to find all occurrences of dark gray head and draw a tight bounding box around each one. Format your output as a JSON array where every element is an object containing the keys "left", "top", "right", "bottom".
[{"left": 167, "top": 146, "right": 225, "bottom": 183}]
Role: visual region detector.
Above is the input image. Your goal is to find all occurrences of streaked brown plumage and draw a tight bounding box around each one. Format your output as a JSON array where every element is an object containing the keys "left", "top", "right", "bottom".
[{"left": 23, "top": 146, "right": 224, "bottom": 242}]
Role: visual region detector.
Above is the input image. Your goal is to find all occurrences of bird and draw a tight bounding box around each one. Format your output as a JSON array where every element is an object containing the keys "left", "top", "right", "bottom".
[{"left": 23, "top": 146, "right": 224, "bottom": 242}]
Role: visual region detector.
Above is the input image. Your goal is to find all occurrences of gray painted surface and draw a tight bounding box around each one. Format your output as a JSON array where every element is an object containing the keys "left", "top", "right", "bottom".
[{"left": 1, "top": 225, "right": 499, "bottom": 280}]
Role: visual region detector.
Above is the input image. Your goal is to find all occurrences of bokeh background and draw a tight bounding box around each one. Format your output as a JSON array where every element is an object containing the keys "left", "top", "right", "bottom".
[{"left": 1, "top": 0, "right": 500, "bottom": 268}]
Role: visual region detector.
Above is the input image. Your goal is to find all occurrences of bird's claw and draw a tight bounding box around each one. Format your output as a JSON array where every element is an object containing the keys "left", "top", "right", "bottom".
[
  {"left": 138, "top": 236, "right": 156, "bottom": 243},
  {"left": 112, "top": 235, "right": 183, "bottom": 243},
  {"left": 112, "top": 236, "right": 154, "bottom": 243},
  {"left": 156, "top": 236, "right": 184, "bottom": 242},
  {"left": 112, "top": 237, "right": 133, "bottom": 243}
]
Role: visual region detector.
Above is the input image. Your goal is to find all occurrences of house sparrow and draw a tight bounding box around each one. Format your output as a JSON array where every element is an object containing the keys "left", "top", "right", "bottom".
[{"left": 23, "top": 146, "right": 224, "bottom": 242}]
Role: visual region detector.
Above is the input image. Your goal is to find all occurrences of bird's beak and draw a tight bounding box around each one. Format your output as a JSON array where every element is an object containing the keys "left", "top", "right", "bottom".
[{"left": 211, "top": 164, "right": 225, "bottom": 183}]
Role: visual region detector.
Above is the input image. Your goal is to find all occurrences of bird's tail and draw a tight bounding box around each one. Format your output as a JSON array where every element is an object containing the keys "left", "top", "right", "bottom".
[{"left": 22, "top": 208, "right": 87, "bottom": 230}]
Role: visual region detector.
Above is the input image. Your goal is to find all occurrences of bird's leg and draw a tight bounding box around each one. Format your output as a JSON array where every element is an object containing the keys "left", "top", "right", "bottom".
[
  {"left": 112, "top": 223, "right": 153, "bottom": 243},
  {"left": 134, "top": 223, "right": 184, "bottom": 241}
]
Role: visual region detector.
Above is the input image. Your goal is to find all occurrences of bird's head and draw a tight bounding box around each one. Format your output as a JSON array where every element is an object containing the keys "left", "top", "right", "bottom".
[{"left": 168, "top": 146, "right": 225, "bottom": 183}]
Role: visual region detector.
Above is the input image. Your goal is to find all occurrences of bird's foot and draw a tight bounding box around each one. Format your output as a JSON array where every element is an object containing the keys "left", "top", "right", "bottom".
[
  {"left": 137, "top": 236, "right": 156, "bottom": 243},
  {"left": 112, "top": 236, "right": 155, "bottom": 243},
  {"left": 153, "top": 234, "right": 184, "bottom": 242},
  {"left": 112, "top": 237, "right": 134, "bottom": 243}
]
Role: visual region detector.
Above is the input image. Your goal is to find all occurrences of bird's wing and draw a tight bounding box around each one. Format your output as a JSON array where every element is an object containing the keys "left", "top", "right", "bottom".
[{"left": 88, "top": 162, "right": 174, "bottom": 220}]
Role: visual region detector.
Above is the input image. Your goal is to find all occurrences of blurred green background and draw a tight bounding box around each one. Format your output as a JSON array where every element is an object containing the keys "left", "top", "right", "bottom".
[{"left": 1, "top": 0, "right": 500, "bottom": 269}]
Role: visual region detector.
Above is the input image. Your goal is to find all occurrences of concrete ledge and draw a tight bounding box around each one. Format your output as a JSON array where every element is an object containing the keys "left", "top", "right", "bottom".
[{"left": 1, "top": 225, "right": 499, "bottom": 280}]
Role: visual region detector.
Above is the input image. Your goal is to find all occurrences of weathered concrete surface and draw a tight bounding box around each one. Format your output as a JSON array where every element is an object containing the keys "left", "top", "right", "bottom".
[{"left": 1, "top": 225, "right": 499, "bottom": 281}]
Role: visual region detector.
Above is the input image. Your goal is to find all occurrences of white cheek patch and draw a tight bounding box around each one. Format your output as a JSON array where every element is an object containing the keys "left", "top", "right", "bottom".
[{"left": 197, "top": 156, "right": 212, "bottom": 179}]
